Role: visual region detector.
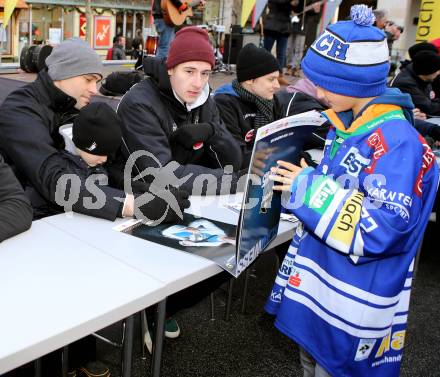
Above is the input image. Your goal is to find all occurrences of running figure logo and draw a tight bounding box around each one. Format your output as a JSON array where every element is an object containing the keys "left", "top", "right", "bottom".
[{"left": 124, "top": 150, "right": 192, "bottom": 225}]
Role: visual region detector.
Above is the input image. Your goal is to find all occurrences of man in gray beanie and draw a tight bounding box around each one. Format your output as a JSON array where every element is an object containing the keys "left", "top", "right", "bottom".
[
  {"left": 0, "top": 37, "right": 110, "bottom": 376},
  {"left": 46, "top": 37, "right": 103, "bottom": 80},
  {"left": 0, "top": 37, "right": 108, "bottom": 218}
]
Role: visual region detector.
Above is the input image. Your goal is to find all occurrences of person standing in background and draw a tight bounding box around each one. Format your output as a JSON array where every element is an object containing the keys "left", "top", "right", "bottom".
[
  {"left": 153, "top": 0, "right": 206, "bottom": 59},
  {"left": 263, "top": 0, "right": 296, "bottom": 85},
  {"left": 372, "top": 9, "right": 387, "bottom": 30},
  {"left": 112, "top": 35, "right": 126, "bottom": 60},
  {"left": 131, "top": 29, "right": 144, "bottom": 60},
  {"left": 286, "top": 0, "right": 322, "bottom": 77}
]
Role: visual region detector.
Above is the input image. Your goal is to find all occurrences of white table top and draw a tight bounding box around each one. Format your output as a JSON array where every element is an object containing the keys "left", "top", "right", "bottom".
[
  {"left": 1, "top": 194, "right": 297, "bottom": 373},
  {"left": 42, "top": 194, "right": 296, "bottom": 294},
  {"left": 426, "top": 117, "right": 440, "bottom": 125},
  {"left": 0, "top": 221, "right": 167, "bottom": 374},
  {"left": 43, "top": 213, "right": 223, "bottom": 297}
]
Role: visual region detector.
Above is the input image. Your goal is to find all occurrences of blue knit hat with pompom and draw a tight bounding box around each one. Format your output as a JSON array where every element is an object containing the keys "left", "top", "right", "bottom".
[{"left": 301, "top": 4, "right": 389, "bottom": 98}]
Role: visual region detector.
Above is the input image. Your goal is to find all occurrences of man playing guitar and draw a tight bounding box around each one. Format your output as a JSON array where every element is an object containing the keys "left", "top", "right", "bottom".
[{"left": 153, "top": 0, "right": 206, "bottom": 59}]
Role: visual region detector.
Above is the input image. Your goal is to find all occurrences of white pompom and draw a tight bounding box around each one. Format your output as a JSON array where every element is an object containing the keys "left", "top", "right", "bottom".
[{"left": 350, "top": 4, "right": 375, "bottom": 26}]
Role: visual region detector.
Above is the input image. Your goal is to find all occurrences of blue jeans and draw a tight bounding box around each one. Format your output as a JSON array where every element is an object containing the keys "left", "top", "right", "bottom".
[
  {"left": 263, "top": 31, "right": 289, "bottom": 70},
  {"left": 154, "top": 18, "right": 175, "bottom": 59}
]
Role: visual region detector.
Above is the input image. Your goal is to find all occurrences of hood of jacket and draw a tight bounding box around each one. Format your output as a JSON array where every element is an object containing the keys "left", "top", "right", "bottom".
[
  {"left": 37, "top": 69, "right": 77, "bottom": 113},
  {"left": 214, "top": 83, "right": 238, "bottom": 97},
  {"left": 143, "top": 56, "right": 173, "bottom": 94},
  {"left": 367, "top": 87, "right": 415, "bottom": 124}
]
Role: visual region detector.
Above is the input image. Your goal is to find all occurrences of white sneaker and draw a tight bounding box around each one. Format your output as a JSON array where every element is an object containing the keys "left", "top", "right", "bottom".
[{"left": 165, "top": 318, "right": 181, "bottom": 338}]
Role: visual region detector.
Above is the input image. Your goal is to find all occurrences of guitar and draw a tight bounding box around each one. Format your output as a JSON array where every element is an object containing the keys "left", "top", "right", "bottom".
[
  {"left": 291, "top": 0, "right": 326, "bottom": 23},
  {"left": 161, "top": 0, "right": 204, "bottom": 26}
]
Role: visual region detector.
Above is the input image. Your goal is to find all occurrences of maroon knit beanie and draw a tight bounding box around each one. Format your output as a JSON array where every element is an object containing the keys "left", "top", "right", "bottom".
[{"left": 166, "top": 26, "right": 215, "bottom": 69}]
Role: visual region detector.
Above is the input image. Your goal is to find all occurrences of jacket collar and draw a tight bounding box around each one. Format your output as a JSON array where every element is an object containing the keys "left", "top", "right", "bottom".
[
  {"left": 172, "top": 83, "right": 210, "bottom": 111},
  {"left": 37, "top": 69, "right": 77, "bottom": 113},
  {"left": 324, "top": 104, "right": 403, "bottom": 134}
]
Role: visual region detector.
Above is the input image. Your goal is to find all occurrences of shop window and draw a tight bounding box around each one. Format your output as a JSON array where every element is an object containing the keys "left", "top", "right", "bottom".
[{"left": 0, "top": 22, "right": 12, "bottom": 55}]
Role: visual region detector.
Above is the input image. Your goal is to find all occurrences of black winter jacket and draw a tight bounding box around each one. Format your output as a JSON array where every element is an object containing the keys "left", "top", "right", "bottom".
[
  {"left": 112, "top": 44, "right": 126, "bottom": 60},
  {"left": 391, "top": 63, "right": 440, "bottom": 116},
  {"left": 117, "top": 57, "right": 242, "bottom": 195},
  {"left": 276, "top": 88, "right": 329, "bottom": 150},
  {"left": 0, "top": 154, "right": 32, "bottom": 242},
  {"left": 0, "top": 70, "right": 124, "bottom": 220},
  {"left": 263, "top": 0, "right": 294, "bottom": 35},
  {"left": 214, "top": 84, "right": 327, "bottom": 168}
]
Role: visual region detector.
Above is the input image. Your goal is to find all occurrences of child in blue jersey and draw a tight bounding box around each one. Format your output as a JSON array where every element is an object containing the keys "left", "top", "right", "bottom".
[{"left": 265, "top": 5, "right": 439, "bottom": 377}]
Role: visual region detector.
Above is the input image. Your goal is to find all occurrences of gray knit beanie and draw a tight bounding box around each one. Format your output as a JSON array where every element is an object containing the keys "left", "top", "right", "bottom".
[{"left": 46, "top": 38, "right": 103, "bottom": 80}]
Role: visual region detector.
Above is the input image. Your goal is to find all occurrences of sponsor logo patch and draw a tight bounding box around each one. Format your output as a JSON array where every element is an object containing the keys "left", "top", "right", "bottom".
[
  {"left": 340, "top": 147, "right": 370, "bottom": 176},
  {"left": 288, "top": 273, "right": 301, "bottom": 287},
  {"left": 375, "top": 330, "right": 406, "bottom": 358},
  {"left": 327, "top": 191, "right": 364, "bottom": 251},
  {"left": 245, "top": 129, "right": 255, "bottom": 143},
  {"left": 414, "top": 135, "right": 435, "bottom": 197},
  {"left": 193, "top": 142, "right": 204, "bottom": 150},
  {"left": 270, "top": 289, "right": 282, "bottom": 302},
  {"left": 86, "top": 141, "right": 97, "bottom": 152},
  {"left": 355, "top": 338, "right": 377, "bottom": 361},
  {"left": 308, "top": 178, "right": 340, "bottom": 214},
  {"left": 367, "top": 187, "right": 412, "bottom": 222},
  {"left": 365, "top": 129, "right": 388, "bottom": 173}
]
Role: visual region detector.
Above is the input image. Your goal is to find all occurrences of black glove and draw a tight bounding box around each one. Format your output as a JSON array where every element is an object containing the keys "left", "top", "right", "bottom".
[
  {"left": 130, "top": 179, "right": 150, "bottom": 194},
  {"left": 299, "top": 151, "right": 318, "bottom": 168},
  {"left": 134, "top": 187, "right": 190, "bottom": 224},
  {"left": 171, "top": 123, "right": 215, "bottom": 150}
]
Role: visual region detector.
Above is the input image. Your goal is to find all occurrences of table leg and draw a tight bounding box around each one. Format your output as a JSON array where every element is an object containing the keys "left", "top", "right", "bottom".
[
  {"left": 34, "top": 358, "right": 41, "bottom": 377},
  {"left": 62, "top": 346, "right": 68, "bottom": 377},
  {"left": 151, "top": 298, "right": 167, "bottom": 377},
  {"left": 241, "top": 268, "right": 250, "bottom": 314},
  {"left": 224, "top": 278, "right": 234, "bottom": 321},
  {"left": 121, "top": 315, "right": 134, "bottom": 377}
]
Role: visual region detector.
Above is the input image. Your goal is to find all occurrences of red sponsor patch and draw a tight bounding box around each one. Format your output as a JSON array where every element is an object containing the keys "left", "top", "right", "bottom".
[
  {"left": 289, "top": 273, "right": 302, "bottom": 287},
  {"left": 193, "top": 142, "right": 204, "bottom": 150},
  {"left": 414, "top": 135, "right": 435, "bottom": 197},
  {"left": 245, "top": 129, "right": 255, "bottom": 143},
  {"left": 365, "top": 129, "right": 388, "bottom": 173}
]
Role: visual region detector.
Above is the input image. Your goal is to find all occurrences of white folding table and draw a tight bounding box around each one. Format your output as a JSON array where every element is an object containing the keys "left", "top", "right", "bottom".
[
  {"left": 41, "top": 194, "right": 297, "bottom": 376},
  {"left": 0, "top": 220, "right": 168, "bottom": 376}
]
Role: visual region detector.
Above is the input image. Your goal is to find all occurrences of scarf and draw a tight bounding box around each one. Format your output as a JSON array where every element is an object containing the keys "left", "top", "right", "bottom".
[{"left": 232, "top": 79, "right": 275, "bottom": 129}]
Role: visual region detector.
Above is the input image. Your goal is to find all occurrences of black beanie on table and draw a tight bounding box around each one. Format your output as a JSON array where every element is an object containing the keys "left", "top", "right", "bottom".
[
  {"left": 236, "top": 43, "right": 280, "bottom": 82},
  {"left": 72, "top": 102, "right": 122, "bottom": 156}
]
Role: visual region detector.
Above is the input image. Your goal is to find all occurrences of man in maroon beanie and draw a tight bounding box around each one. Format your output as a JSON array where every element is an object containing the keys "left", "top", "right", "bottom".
[
  {"left": 118, "top": 26, "right": 242, "bottom": 195},
  {"left": 117, "top": 26, "right": 240, "bottom": 344}
]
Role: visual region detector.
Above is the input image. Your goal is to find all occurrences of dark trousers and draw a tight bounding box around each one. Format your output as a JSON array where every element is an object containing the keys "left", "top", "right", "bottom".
[
  {"left": 263, "top": 30, "right": 290, "bottom": 70},
  {"left": 166, "top": 271, "right": 231, "bottom": 315}
]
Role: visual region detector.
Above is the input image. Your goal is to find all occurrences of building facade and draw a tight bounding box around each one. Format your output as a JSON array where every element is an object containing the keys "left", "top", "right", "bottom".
[{"left": 1, "top": 0, "right": 151, "bottom": 60}]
